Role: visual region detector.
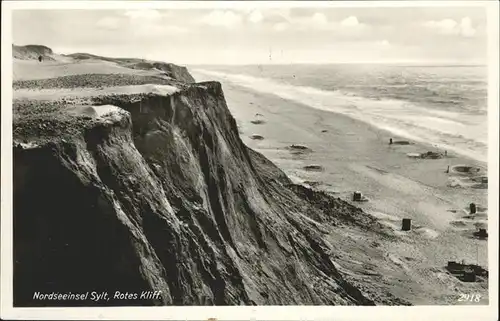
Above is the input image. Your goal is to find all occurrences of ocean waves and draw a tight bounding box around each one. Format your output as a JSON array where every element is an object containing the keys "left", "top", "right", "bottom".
[{"left": 193, "top": 68, "right": 488, "bottom": 163}]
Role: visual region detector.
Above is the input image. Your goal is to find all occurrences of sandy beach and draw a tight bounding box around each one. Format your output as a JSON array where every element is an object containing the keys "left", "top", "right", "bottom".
[{"left": 193, "top": 71, "right": 489, "bottom": 305}]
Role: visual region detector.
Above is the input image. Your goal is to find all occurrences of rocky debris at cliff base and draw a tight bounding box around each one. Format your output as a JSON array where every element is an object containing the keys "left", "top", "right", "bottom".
[{"left": 250, "top": 119, "right": 266, "bottom": 125}]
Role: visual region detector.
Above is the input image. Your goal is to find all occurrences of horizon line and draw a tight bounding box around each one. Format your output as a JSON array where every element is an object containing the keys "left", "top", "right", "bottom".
[
  {"left": 12, "top": 44, "right": 487, "bottom": 68},
  {"left": 186, "top": 62, "right": 487, "bottom": 67}
]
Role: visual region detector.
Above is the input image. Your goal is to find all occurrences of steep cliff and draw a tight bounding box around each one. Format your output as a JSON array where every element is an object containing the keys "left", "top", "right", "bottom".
[{"left": 12, "top": 46, "right": 400, "bottom": 307}]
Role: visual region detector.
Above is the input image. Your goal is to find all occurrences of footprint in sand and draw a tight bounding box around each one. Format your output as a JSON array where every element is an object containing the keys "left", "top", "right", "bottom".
[
  {"left": 287, "top": 144, "right": 312, "bottom": 155},
  {"left": 303, "top": 164, "right": 323, "bottom": 171},
  {"left": 407, "top": 151, "right": 445, "bottom": 159},
  {"left": 249, "top": 134, "right": 264, "bottom": 140},
  {"left": 447, "top": 165, "right": 487, "bottom": 187},
  {"left": 389, "top": 138, "right": 411, "bottom": 145},
  {"left": 450, "top": 165, "right": 482, "bottom": 175}
]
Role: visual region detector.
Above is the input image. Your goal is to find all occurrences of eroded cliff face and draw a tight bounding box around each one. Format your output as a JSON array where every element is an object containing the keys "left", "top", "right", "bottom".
[{"left": 12, "top": 49, "right": 391, "bottom": 306}]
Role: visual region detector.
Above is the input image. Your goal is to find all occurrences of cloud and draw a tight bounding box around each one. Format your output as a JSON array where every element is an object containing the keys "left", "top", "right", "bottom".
[
  {"left": 96, "top": 17, "right": 121, "bottom": 30},
  {"left": 261, "top": 12, "right": 290, "bottom": 24},
  {"left": 460, "top": 17, "right": 476, "bottom": 37},
  {"left": 248, "top": 10, "right": 264, "bottom": 24},
  {"left": 121, "top": 9, "right": 185, "bottom": 37},
  {"left": 340, "top": 16, "right": 360, "bottom": 27},
  {"left": 281, "top": 14, "right": 369, "bottom": 36},
  {"left": 273, "top": 22, "right": 289, "bottom": 32},
  {"left": 124, "top": 10, "right": 163, "bottom": 21},
  {"left": 338, "top": 16, "right": 370, "bottom": 34},
  {"left": 199, "top": 10, "right": 243, "bottom": 27},
  {"left": 311, "top": 12, "right": 328, "bottom": 26},
  {"left": 423, "top": 16, "right": 476, "bottom": 37},
  {"left": 378, "top": 40, "right": 390, "bottom": 46},
  {"left": 283, "top": 12, "right": 329, "bottom": 30},
  {"left": 163, "top": 26, "right": 189, "bottom": 34}
]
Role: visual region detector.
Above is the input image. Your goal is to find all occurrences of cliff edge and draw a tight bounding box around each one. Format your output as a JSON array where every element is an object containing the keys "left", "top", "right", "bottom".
[{"left": 12, "top": 45, "right": 405, "bottom": 306}]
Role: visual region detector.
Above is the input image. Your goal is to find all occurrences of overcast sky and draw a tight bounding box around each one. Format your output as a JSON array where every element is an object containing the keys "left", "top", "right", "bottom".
[{"left": 12, "top": 6, "right": 488, "bottom": 65}]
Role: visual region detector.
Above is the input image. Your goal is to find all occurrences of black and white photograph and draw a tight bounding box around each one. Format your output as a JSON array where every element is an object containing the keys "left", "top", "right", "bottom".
[{"left": 1, "top": 1, "right": 498, "bottom": 320}]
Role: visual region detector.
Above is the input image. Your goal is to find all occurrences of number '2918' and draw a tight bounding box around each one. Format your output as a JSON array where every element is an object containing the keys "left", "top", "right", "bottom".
[{"left": 458, "top": 293, "right": 482, "bottom": 302}]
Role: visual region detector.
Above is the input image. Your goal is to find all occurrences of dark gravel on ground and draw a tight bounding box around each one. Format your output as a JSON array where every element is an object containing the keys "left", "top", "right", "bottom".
[
  {"left": 13, "top": 73, "right": 188, "bottom": 90},
  {"left": 13, "top": 99, "right": 102, "bottom": 143}
]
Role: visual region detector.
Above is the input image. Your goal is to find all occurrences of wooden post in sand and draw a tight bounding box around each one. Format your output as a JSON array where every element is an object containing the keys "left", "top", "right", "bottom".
[
  {"left": 402, "top": 218, "right": 412, "bottom": 231},
  {"left": 389, "top": 138, "right": 393, "bottom": 145},
  {"left": 446, "top": 165, "right": 450, "bottom": 173},
  {"left": 470, "top": 203, "right": 477, "bottom": 214}
]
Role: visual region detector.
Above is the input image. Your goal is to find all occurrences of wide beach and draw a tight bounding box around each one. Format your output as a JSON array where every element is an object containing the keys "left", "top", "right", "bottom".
[{"left": 193, "top": 70, "right": 489, "bottom": 305}]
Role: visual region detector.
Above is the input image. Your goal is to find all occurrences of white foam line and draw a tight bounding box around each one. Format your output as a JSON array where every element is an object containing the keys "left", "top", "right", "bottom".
[{"left": 194, "top": 69, "right": 487, "bottom": 163}]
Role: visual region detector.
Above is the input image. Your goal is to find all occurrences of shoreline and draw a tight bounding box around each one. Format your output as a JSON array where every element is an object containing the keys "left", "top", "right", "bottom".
[
  {"left": 193, "top": 72, "right": 489, "bottom": 305},
  {"left": 192, "top": 68, "right": 488, "bottom": 165}
]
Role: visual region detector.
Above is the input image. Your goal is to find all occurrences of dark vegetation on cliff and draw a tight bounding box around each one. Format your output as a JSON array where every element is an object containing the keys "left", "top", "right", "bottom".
[{"left": 12, "top": 45, "right": 403, "bottom": 307}]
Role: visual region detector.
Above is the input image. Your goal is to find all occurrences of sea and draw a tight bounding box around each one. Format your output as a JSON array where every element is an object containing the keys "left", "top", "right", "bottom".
[{"left": 192, "top": 64, "right": 488, "bottom": 163}]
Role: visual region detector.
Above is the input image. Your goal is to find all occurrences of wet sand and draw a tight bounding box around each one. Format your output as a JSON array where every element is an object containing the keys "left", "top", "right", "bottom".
[{"left": 193, "top": 71, "right": 489, "bottom": 305}]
